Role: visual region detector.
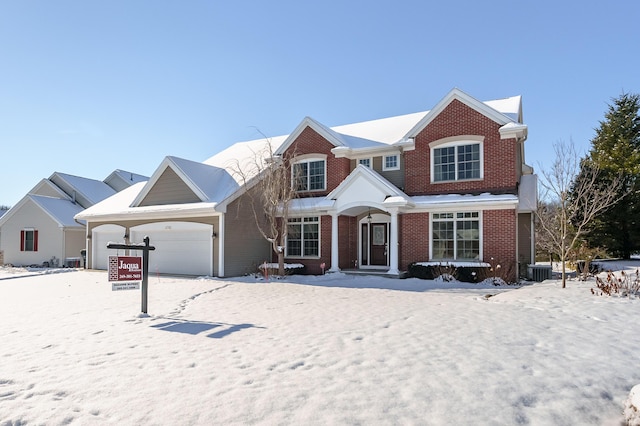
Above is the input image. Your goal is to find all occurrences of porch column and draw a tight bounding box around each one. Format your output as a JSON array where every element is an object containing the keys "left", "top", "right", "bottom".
[
  {"left": 329, "top": 212, "right": 340, "bottom": 272},
  {"left": 387, "top": 209, "right": 400, "bottom": 275}
]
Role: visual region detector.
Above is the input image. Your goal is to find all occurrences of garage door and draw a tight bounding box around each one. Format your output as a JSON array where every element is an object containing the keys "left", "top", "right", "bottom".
[
  {"left": 92, "top": 224, "right": 126, "bottom": 270},
  {"left": 130, "top": 222, "right": 213, "bottom": 276}
]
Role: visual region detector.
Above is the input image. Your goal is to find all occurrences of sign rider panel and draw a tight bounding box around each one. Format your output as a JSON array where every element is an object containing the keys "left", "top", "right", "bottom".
[{"left": 108, "top": 255, "right": 143, "bottom": 282}]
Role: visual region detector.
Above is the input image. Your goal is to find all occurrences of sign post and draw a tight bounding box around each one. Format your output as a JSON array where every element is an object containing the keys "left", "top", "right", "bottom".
[{"left": 107, "top": 236, "right": 155, "bottom": 314}]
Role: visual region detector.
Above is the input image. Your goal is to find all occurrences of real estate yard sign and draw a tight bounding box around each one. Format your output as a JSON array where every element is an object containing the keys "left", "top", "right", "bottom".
[{"left": 108, "top": 255, "right": 142, "bottom": 291}]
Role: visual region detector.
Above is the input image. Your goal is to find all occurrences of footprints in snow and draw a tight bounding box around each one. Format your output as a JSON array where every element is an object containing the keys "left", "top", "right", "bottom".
[{"left": 170, "top": 283, "right": 234, "bottom": 316}]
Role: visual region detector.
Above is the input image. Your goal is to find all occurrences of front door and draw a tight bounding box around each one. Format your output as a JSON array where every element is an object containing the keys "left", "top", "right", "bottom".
[{"left": 369, "top": 223, "right": 388, "bottom": 266}]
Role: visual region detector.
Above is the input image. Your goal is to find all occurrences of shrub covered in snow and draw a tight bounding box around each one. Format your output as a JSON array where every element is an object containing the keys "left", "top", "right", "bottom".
[
  {"left": 258, "top": 262, "right": 305, "bottom": 277},
  {"left": 624, "top": 384, "right": 640, "bottom": 425},
  {"left": 591, "top": 269, "right": 640, "bottom": 298}
]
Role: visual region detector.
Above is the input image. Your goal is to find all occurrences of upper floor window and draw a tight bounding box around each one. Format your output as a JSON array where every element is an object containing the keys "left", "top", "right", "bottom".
[
  {"left": 20, "top": 229, "right": 38, "bottom": 252},
  {"left": 358, "top": 158, "right": 372, "bottom": 168},
  {"left": 432, "top": 141, "right": 482, "bottom": 182},
  {"left": 293, "top": 158, "right": 326, "bottom": 191},
  {"left": 383, "top": 154, "right": 399, "bottom": 171}
]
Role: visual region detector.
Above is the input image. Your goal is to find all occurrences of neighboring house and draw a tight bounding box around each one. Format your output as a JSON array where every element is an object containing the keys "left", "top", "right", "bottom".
[
  {"left": 76, "top": 88, "right": 537, "bottom": 279},
  {"left": 0, "top": 170, "right": 148, "bottom": 267}
]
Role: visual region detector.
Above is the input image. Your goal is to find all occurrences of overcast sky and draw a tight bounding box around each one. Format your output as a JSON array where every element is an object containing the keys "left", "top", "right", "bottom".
[{"left": 1, "top": 1, "right": 638, "bottom": 206}]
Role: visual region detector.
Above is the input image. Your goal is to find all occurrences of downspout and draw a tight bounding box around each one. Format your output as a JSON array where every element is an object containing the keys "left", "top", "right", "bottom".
[{"left": 218, "top": 214, "right": 225, "bottom": 277}]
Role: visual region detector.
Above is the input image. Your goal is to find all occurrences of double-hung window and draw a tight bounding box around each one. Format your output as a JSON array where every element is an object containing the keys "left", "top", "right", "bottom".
[
  {"left": 432, "top": 142, "right": 481, "bottom": 182},
  {"left": 286, "top": 217, "right": 319, "bottom": 257},
  {"left": 20, "top": 229, "right": 38, "bottom": 252},
  {"left": 383, "top": 154, "right": 399, "bottom": 171},
  {"left": 358, "top": 158, "right": 372, "bottom": 168},
  {"left": 293, "top": 159, "right": 325, "bottom": 191},
  {"left": 431, "top": 212, "right": 479, "bottom": 260}
]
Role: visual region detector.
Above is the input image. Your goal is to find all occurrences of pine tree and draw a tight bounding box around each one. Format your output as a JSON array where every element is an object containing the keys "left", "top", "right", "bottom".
[{"left": 581, "top": 93, "right": 640, "bottom": 258}]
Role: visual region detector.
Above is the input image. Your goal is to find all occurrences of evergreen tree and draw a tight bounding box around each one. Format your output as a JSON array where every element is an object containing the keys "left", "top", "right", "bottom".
[{"left": 581, "top": 93, "right": 640, "bottom": 258}]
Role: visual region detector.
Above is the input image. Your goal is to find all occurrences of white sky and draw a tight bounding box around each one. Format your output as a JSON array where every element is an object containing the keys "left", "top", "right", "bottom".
[{"left": 1, "top": 1, "right": 639, "bottom": 206}]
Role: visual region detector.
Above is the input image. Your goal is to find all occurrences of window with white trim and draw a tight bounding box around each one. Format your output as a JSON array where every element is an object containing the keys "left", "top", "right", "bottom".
[
  {"left": 431, "top": 212, "right": 479, "bottom": 260},
  {"left": 432, "top": 142, "right": 481, "bottom": 182},
  {"left": 293, "top": 159, "right": 326, "bottom": 191},
  {"left": 286, "top": 216, "right": 319, "bottom": 257},
  {"left": 358, "top": 158, "right": 372, "bottom": 168},
  {"left": 20, "top": 229, "right": 38, "bottom": 252},
  {"left": 383, "top": 154, "right": 399, "bottom": 171}
]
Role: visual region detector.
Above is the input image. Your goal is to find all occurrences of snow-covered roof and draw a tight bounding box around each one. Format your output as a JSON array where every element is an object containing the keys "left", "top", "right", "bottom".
[
  {"left": 29, "top": 195, "right": 85, "bottom": 228},
  {"left": 103, "top": 169, "right": 149, "bottom": 191},
  {"left": 210, "top": 88, "right": 522, "bottom": 178},
  {"left": 159, "top": 156, "right": 239, "bottom": 203},
  {"left": 76, "top": 182, "right": 219, "bottom": 221},
  {"left": 412, "top": 192, "right": 519, "bottom": 210},
  {"left": 76, "top": 156, "right": 236, "bottom": 222},
  {"left": 50, "top": 172, "right": 116, "bottom": 206},
  {"left": 203, "top": 135, "right": 289, "bottom": 185}
]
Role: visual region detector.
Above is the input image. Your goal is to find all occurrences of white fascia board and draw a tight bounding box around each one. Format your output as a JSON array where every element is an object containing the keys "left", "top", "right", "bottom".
[
  {"left": 499, "top": 122, "right": 528, "bottom": 140},
  {"left": 327, "top": 164, "right": 407, "bottom": 200},
  {"left": 411, "top": 194, "right": 519, "bottom": 212},
  {"left": 383, "top": 196, "right": 415, "bottom": 209},
  {"left": 287, "top": 198, "right": 335, "bottom": 215},
  {"left": 78, "top": 202, "right": 220, "bottom": 222},
  {"left": 331, "top": 138, "right": 415, "bottom": 159}
]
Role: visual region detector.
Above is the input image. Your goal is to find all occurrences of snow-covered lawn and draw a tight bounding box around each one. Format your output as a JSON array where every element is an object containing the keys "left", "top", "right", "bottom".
[{"left": 0, "top": 265, "right": 638, "bottom": 425}]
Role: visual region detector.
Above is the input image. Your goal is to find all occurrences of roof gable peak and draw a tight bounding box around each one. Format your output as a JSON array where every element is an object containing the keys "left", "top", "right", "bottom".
[{"left": 404, "top": 88, "right": 517, "bottom": 139}]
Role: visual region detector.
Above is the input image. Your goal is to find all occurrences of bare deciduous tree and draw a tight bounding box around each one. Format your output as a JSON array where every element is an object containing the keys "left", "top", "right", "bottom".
[
  {"left": 537, "top": 140, "right": 622, "bottom": 288},
  {"left": 231, "top": 138, "right": 298, "bottom": 276}
]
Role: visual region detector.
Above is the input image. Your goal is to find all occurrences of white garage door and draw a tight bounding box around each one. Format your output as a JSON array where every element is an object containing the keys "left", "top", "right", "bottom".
[
  {"left": 130, "top": 222, "right": 213, "bottom": 276},
  {"left": 92, "top": 224, "right": 126, "bottom": 270}
]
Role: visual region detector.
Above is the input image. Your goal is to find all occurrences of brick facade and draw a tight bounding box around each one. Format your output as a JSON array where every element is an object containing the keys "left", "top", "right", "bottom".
[
  {"left": 405, "top": 99, "right": 518, "bottom": 195},
  {"left": 281, "top": 94, "right": 524, "bottom": 277}
]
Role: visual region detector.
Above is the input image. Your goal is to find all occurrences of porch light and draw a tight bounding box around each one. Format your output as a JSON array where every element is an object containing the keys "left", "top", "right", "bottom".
[{"left": 367, "top": 209, "right": 372, "bottom": 223}]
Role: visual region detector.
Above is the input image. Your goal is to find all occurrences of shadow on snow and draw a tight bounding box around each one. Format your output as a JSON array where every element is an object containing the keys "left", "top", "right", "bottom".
[{"left": 150, "top": 318, "right": 265, "bottom": 338}]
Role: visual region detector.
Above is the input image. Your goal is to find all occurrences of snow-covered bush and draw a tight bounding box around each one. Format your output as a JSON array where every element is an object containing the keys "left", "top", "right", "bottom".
[
  {"left": 591, "top": 269, "right": 640, "bottom": 298},
  {"left": 258, "top": 262, "right": 305, "bottom": 277},
  {"left": 624, "top": 384, "right": 640, "bottom": 425}
]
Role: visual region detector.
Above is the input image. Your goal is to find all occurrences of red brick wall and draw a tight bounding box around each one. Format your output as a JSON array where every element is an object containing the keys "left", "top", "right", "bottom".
[
  {"left": 399, "top": 213, "right": 430, "bottom": 270},
  {"left": 405, "top": 99, "right": 518, "bottom": 195},
  {"left": 281, "top": 215, "right": 357, "bottom": 275},
  {"left": 482, "top": 209, "right": 517, "bottom": 280},
  {"left": 282, "top": 126, "right": 351, "bottom": 195}
]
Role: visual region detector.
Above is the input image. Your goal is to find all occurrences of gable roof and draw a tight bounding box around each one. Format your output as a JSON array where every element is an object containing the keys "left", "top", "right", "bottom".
[
  {"left": 103, "top": 169, "right": 149, "bottom": 192},
  {"left": 28, "top": 178, "right": 70, "bottom": 199},
  {"left": 131, "top": 156, "right": 239, "bottom": 207},
  {"left": 49, "top": 172, "right": 117, "bottom": 208},
  {"left": 329, "top": 164, "right": 412, "bottom": 202},
  {"left": 404, "top": 88, "right": 521, "bottom": 139},
  {"left": 0, "top": 194, "right": 85, "bottom": 229},
  {"left": 75, "top": 181, "right": 220, "bottom": 221},
  {"left": 29, "top": 195, "right": 85, "bottom": 228}
]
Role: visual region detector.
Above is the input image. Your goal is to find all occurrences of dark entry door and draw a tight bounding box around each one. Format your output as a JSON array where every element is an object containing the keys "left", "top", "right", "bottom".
[{"left": 370, "top": 223, "right": 388, "bottom": 266}]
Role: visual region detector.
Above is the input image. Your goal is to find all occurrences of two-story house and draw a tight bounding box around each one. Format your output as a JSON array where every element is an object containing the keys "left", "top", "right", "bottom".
[{"left": 76, "top": 88, "right": 536, "bottom": 279}]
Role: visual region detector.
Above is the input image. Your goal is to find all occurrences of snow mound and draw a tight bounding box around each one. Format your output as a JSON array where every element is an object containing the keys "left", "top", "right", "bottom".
[{"left": 625, "top": 384, "right": 640, "bottom": 425}]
